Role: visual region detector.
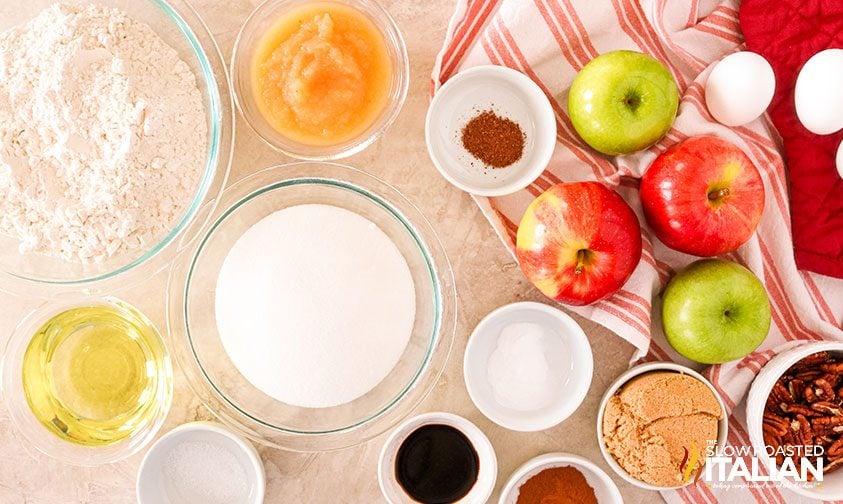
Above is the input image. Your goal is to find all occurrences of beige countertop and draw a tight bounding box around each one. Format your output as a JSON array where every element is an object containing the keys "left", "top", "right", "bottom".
[{"left": 0, "top": 1, "right": 659, "bottom": 502}]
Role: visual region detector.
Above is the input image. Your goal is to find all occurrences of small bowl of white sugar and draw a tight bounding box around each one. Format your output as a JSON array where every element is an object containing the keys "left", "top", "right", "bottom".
[
  {"left": 463, "top": 302, "right": 594, "bottom": 432},
  {"left": 136, "top": 421, "right": 265, "bottom": 504}
]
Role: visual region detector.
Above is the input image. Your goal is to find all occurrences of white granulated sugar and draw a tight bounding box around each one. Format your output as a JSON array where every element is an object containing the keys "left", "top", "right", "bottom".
[
  {"left": 215, "top": 204, "right": 416, "bottom": 409},
  {"left": 487, "top": 322, "right": 567, "bottom": 411},
  {"left": 0, "top": 3, "right": 207, "bottom": 262},
  {"left": 162, "top": 441, "right": 249, "bottom": 504}
]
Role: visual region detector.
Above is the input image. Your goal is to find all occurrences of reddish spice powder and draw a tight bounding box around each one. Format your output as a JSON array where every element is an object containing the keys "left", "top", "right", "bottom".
[
  {"left": 460, "top": 110, "right": 525, "bottom": 168},
  {"left": 515, "top": 466, "right": 598, "bottom": 504}
]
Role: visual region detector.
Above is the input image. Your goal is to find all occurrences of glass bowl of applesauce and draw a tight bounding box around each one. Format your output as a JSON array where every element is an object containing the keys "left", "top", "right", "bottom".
[{"left": 231, "top": 0, "right": 409, "bottom": 160}]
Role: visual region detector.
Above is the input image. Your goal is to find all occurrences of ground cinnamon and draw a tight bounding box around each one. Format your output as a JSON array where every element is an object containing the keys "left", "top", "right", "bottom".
[
  {"left": 460, "top": 109, "right": 525, "bottom": 168},
  {"left": 515, "top": 466, "right": 598, "bottom": 504}
]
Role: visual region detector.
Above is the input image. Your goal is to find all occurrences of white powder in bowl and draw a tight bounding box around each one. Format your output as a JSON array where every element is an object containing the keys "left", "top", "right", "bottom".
[
  {"left": 162, "top": 441, "right": 250, "bottom": 504},
  {"left": 486, "top": 322, "right": 569, "bottom": 411},
  {"left": 215, "top": 204, "right": 416, "bottom": 409},
  {"left": 0, "top": 3, "right": 207, "bottom": 262}
]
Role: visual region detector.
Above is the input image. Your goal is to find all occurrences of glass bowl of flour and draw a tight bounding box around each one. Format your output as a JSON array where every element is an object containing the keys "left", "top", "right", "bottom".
[
  {"left": 0, "top": 1, "right": 233, "bottom": 291},
  {"left": 167, "top": 163, "right": 456, "bottom": 452}
]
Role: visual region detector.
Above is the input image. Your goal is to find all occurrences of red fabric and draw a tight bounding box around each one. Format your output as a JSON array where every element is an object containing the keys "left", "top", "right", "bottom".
[{"left": 740, "top": 0, "right": 843, "bottom": 278}]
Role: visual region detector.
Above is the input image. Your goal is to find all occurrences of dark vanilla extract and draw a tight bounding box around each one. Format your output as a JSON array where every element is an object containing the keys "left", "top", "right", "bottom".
[{"left": 395, "top": 424, "right": 479, "bottom": 504}]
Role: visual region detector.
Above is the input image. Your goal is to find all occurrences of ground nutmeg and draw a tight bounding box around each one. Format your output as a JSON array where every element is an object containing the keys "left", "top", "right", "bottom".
[
  {"left": 515, "top": 466, "right": 598, "bottom": 504},
  {"left": 460, "top": 110, "right": 525, "bottom": 168}
]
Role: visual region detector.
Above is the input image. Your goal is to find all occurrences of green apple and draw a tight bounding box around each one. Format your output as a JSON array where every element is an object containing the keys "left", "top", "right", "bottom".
[
  {"left": 662, "top": 259, "right": 771, "bottom": 364},
  {"left": 568, "top": 50, "right": 679, "bottom": 155}
]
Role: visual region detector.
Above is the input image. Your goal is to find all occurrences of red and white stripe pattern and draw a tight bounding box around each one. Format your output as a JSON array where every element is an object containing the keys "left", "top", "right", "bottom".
[{"left": 431, "top": 0, "right": 843, "bottom": 502}]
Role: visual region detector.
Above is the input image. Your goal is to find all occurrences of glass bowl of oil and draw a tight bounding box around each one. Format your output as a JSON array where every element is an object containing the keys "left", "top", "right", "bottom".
[{"left": 1, "top": 296, "right": 173, "bottom": 465}]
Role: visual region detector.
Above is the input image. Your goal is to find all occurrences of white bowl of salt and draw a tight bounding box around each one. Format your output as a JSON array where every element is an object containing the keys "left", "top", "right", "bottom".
[
  {"left": 463, "top": 302, "right": 594, "bottom": 432},
  {"left": 136, "top": 421, "right": 265, "bottom": 504}
]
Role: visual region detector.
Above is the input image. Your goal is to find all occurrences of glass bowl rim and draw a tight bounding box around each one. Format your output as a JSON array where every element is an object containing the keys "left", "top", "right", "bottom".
[
  {"left": 229, "top": 0, "right": 410, "bottom": 161},
  {"left": 166, "top": 162, "right": 457, "bottom": 450},
  {"left": 0, "top": 0, "right": 234, "bottom": 289},
  {"left": 182, "top": 166, "right": 441, "bottom": 434}
]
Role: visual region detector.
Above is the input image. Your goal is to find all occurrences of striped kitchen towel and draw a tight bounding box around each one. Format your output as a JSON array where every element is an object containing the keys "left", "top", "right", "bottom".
[{"left": 431, "top": 0, "right": 843, "bottom": 502}]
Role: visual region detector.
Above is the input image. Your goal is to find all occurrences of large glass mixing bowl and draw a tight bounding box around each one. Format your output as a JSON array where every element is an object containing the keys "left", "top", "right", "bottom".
[
  {"left": 167, "top": 163, "right": 456, "bottom": 452},
  {"left": 0, "top": 0, "right": 234, "bottom": 292}
]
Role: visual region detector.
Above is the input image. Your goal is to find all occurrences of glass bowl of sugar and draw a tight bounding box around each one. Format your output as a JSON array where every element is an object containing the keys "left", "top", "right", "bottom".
[
  {"left": 0, "top": 0, "right": 234, "bottom": 293},
  {"left": 167, "top": 162, "right": 456, "bottom": 452}
]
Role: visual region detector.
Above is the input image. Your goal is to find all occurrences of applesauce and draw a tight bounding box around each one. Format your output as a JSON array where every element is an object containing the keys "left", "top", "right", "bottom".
[{"left": 251, "top": 2, "right": 393, "bottom": 146}]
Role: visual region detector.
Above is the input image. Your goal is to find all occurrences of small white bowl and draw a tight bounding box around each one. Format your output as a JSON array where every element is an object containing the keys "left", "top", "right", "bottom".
[
  {"left": 746, "top": 341, "right": 843, "bottom": 500},
  {"left": 464, "top": 302, "right": 593, "bottom": 432},
  {"left": 137, "top": 422, "right": 265, "bottom": 504},
  {"left": 498, "top": 453, "right": 623, "bottom": 504},
  {"left": 596, "top": 362, "right": 729, "bottom": 491},
  {"left": 426, "top": 65, "right": 556, "bottom": 196},
  {"left": 378, "top": 412, "right": 497, "bottom": 504}
]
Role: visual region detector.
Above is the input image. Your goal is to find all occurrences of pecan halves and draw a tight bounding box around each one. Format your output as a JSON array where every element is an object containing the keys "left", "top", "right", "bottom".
[
  {"left": 788, "top": 379, "right": 806, "bottom": 401},
  {"left": 813, "top": 378, "right": 836, "bottom": 400},
  {"left": 828, "top": 438, "right": 843, "bottom": 458},
  {"left": 820, "top": 361, "right": 843, "bottom": 374},
  {"left": 825, "top": 458, "right": 843, "bottom": 475},
  {"left": 783, "top": 403, "right": 821, "bottom": 417},
  {"left": 793, "top": 415, "right": 814, "bottom": 447},
  {"left": 764, "top": 352, "right": 843, "bottom": 477},
  {"left": 764, "top": 413, "right": 790, "bottom": 435},
  {"left": 811, "top": 401, "right": 842, "bottom": 416},
  {"left": 771, "top": 382, "right": 794, "bottom": 403},
  {"left": 794, "top": 352, "right": 829, "bottom": 370}
]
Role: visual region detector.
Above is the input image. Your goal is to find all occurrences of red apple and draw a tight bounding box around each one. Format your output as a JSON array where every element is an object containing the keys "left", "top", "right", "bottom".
[
  {"left": 640, "top": 136, "right": 765, "bottom": 256},
  {"left": 516, "top": 182, "right": 643, "bottom": 305}
]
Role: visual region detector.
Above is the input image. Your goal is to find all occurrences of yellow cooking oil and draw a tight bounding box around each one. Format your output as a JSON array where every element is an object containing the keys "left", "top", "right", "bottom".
[{"left": 21, "top": 301, "right": 170, "bottom": 447}]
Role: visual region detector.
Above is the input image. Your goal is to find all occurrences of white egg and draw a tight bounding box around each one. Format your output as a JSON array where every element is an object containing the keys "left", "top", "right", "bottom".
[
  {"left": 705, "top": 51, "right": 775, "bottom": 127},
  {"left": 837, "top": 140, "right": 843, "bottom": 180},
  {"left": 795, "top": 49, "right": 843, "bottom": 135}
]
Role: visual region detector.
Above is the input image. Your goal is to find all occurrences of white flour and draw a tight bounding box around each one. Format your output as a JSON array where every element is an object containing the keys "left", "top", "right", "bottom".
[
  {"left": 0, "top": 3, "right": 207, "bottom": 262},
  {"left": 215, "top": 204, "right": 417, "bottom": 409}
]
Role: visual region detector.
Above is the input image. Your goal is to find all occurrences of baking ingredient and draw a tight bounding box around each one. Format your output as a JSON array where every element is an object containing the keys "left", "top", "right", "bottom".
[
  {"left": 662, "top": 259, "right": 771, "bottom": 364},
  {"left": 486, "top": 322, "right": 567, "bottom": 411},
  {"left": 162, "top": 440, "right": 250, "bottom": 504},
  {"left": 515, "top": 466, "right": 598, "bottom": 504},
  {"left": 568, "top": 50, "right": 679, "bottom": 155},
  {"left": 460, "top": 110, "right": 525, "bottom": 168},
  {"left": 764, "top": 351, "right": 843, "bottom": 476},
  {"left": 215, "top": 204, "right": 415, "bottom": 409},
  {"left": 640, "top": 136, "right": 765, "bottom": 257},
  {"left": 516, "top": 181, "right": 642, "bottom": 305},
  {"left": 705, "top": 51, "right": 775, "bottom": 127},
  {"left": 794, "top": 49, "right": 843, "bottom": 135},
  {"left": 22, "top": 302, "right": 169, "bottom": 446},
  {"left": 395, "top": 424, "right": 479, "bottom": 503},
  {"left": 0, "top": 3, "right": 207, "bottom": 262},
  {"left": 602, "top": 372, "right": 722, "bottom": 487},
  {"left": 252, "top": 2, "right": 392, "bottom": 146}
]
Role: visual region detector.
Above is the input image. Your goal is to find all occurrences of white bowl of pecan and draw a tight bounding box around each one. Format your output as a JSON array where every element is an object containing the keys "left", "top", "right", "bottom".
[{"left": 747, "top": 342, "right": 843, "bottom": 500}]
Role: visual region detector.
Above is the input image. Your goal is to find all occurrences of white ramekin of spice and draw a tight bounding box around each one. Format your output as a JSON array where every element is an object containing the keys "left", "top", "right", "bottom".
[
  {"left": 498, "top": 452, "right": 622, "bottom": 504},
  {"left": 136, "top": 421, "right": 265, "bottom": 504},
  {"left": 746, "top": 341, "right": 843, "bottom": 500},
  {"left": 425, "top": 65, "right": 556, "bottom": 197}
]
